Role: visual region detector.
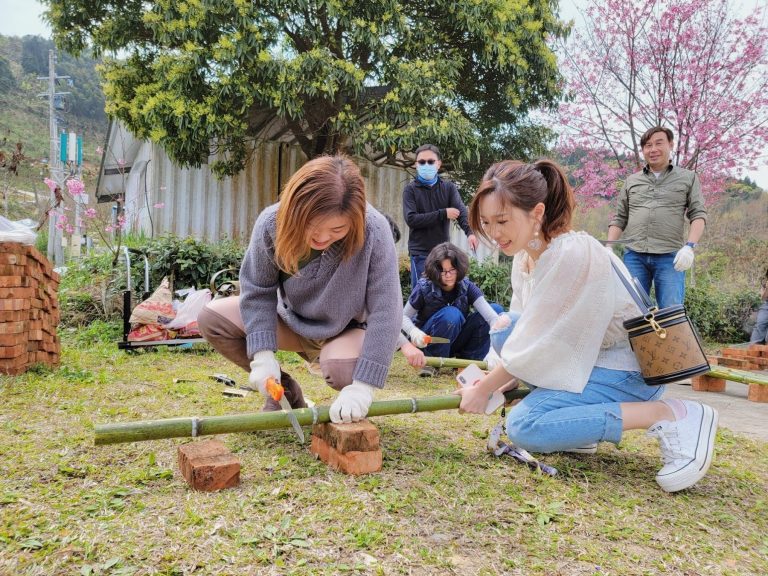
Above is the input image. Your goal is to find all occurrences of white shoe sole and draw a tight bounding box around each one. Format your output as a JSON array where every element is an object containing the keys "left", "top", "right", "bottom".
[
  {"left": 565, "top": 443, "right": 598, "bottom": 454},
  {"left": 656, "top": 405, "right": 719, "bottom": 493}
]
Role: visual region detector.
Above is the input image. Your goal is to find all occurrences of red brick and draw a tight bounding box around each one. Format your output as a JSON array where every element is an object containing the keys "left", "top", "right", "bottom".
[
  {"left": 0, "top": 253, "right": 27, "bottom": 266},
  {"left": 0, "top": 344, "right": 26, "bottom": 359},
  {"left": 178, "top": 439, "right": 240, "bottom": 491},
  {"left": 312, "top": 420, "right": 380, "bottom": 453},
  {"left": 0, "top": 322, "right": 26, "bottom": 335},
  {"left": 0, "top": 299, "right": 30, "bottom": 312},
  {"left": 0, "top": 242, "right": 27, "bottom": 254},
  {"left": 0, "top": 264, "right": 26, "bottom": 275},
  {"left": 310, "top": 435, "right": 382, "bottom": 475},
  {"left": 748, "top": 384, "right": 768, "bottom": 403},
  {"left": 0, "top": 310, "right": 25, "bottom": 322},
  {"left": 691, "top": 375, "right": 726, "bottom": 393},
  {"left": 0, "top": 334, "right": 27, "bottom": 347},
  {"left": 0, "top": 352, "right": 28, "bottom": 367},
  {"left": 0, "top": 287, "right": 34, "bottom": 300}
]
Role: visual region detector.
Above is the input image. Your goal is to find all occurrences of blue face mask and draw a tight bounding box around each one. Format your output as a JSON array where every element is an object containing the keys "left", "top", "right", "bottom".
[{"left": 416, "top": 163, "right": 438, "bottom": 181}]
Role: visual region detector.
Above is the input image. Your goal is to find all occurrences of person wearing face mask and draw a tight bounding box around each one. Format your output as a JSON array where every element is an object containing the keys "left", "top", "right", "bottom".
[
  {"left": 402, "top": 144, "right": 478, "bottom": 290},
  {"left": 197, "top": 155, "right": 402, "bottom": 424},
  {"left": 457, "top": 159, "right": 719, "bottom": 493}
]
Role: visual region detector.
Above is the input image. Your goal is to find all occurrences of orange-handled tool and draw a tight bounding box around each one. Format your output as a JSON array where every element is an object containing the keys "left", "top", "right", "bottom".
[
  {"left": 265, "top": 377, "right": 304, "bottom": 443},
  {"left": 423, "top": 335, "right": 450, "bottom": 345}
]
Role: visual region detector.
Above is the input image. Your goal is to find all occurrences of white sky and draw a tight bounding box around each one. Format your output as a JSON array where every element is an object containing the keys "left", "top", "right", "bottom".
[{"left": 2, "top": 0, "right": 766, "bottom": 187}]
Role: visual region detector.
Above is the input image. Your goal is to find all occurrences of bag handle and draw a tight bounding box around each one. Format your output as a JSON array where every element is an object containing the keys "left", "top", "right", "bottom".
[{"left": 610, "top": 259, "right": 651, "bottom": 314}]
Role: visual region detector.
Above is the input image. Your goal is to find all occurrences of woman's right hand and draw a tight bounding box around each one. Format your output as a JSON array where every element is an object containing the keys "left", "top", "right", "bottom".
[
  {"left": 455, "top": 382, "right": 492, "bottom": 415},
  {"left": 248, "top": 350, "right": 281, "bottom": 396}
]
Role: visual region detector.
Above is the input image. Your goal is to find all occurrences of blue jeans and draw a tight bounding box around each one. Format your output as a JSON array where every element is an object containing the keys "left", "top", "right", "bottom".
[
  {"left": 489, "top": 311, "right": 664, "bottom": 453},
  {"left": 751, "top": 301, "right": 768, "bottom": 344},
  {"left": 409, "top": 255, "right": 426, "bottom": 290},
  {"left": 622, "top": 249, "right": 685, "bottom": 309},
  {"left": 421, "top": 303, "right": 504, "bottom": 361}
]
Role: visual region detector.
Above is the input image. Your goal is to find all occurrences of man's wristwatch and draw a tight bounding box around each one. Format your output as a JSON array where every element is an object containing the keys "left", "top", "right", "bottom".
[{"left": 686, "top": 242, "right": 697, "bottom": 249}]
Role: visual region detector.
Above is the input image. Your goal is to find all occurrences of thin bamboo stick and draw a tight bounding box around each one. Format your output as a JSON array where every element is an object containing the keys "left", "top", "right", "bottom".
[
  {"left": 425, "top": 357, "right": 488, "bottom": 370},
  {"left": 94, "top": 389, "right": 530, "bottom": 446}
]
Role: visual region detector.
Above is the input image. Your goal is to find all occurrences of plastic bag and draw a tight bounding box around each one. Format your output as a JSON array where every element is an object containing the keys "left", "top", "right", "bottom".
[
  {"left": 129, "top": 277, "right": 175, "bottom": 326},
  {"left": 0, "top": 215, "right": 37, "bottom": 245},
  {"left": 163, "top": 288, "right": 212, "bottom": 336}
]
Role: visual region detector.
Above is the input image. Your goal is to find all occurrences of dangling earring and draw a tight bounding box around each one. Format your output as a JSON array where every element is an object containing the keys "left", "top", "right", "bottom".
[{"left": 527, "top": 223, "right": 542, "bottom": 251}]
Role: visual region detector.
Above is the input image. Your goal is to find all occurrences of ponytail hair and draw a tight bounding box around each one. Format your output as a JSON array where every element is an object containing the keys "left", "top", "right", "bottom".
[{"left": 469, "top": 158, "right": 574, "bottom": 243}]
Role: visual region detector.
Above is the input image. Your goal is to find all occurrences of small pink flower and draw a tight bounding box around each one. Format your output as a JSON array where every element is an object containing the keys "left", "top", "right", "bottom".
[
  {"left": 153, "top": 202, "right": 165, "bottom": 209},
  {"left": 44, "top": 178, "right": 57, "bottom": 193}
]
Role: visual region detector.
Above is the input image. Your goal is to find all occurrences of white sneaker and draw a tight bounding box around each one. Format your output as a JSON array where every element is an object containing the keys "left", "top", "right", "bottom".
[
  {"left": 565, "top": 443, "right": 598, "bottom": 454},
  {"left": 647, "top": 401, "right": 718, "bottom": 493}
]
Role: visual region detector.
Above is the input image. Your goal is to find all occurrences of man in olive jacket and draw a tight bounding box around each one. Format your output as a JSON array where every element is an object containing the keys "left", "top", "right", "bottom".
[{"left": 607, "top": 126, "right": 707, "bottom": 308}]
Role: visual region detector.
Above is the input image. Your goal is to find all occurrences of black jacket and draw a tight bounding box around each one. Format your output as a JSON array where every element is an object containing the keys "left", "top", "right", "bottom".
[{"left": 402, "top": 177, "right": 473, "bottom": 256}]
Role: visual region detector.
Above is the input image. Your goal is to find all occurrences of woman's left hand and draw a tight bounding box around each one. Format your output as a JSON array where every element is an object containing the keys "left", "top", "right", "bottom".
[{"left": 454, "top": 383, "right": 491, "bottom": 415}]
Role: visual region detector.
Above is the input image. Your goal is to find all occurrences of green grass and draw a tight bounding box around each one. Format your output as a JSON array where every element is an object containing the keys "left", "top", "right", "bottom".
[{"left": 1, "top": 330, "right": 767, "bottom": 575}]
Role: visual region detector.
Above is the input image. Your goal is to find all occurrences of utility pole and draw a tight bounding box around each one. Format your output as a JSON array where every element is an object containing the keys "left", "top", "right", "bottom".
[{"left": 37, "top": 49, "right": 70, "bottom": 266}]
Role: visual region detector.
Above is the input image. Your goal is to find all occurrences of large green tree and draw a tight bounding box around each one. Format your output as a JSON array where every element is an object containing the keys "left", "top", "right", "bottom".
[{"left": 44, "top": 0, "right": 567, "bottom": 176}]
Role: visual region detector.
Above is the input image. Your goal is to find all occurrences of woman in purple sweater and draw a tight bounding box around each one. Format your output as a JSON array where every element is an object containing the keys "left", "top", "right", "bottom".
[{"left": 198, "top": 155, "right": 402, "bottom": 423}]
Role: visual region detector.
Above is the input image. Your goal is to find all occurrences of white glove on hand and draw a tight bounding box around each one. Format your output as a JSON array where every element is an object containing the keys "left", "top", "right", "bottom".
[
  {"left": 248, "top": 350, "right": 281, "bottom": 395},
  {"left": 409, "top": 326, "right": 429, "bottom": 348},
  {"left": 673, "top": 245, "right": 695, "bottom": 272},
  {"left": 329, "top": 381, "right": 375, "bottom": 423}
]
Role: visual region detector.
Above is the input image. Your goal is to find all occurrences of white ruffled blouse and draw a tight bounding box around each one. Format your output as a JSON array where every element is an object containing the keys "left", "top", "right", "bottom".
[{"left": 501, "top": 231, "right": 641, "bottom": 393}]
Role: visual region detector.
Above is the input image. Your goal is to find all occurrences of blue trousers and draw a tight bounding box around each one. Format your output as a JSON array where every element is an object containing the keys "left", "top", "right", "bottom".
[
  {"left": 751, "top": 301, "right": 768, "bottom": 344},
  {"left": 489, "top": 311, "right": 664, "bottom": 453},
  {"left": 421, "top": 303, "right": 504, "bottom": 361},
  {"left": 409, "top": 255, "right": 426, "bottom": 291},
  {"left": 622, "top": 249, "right": 685, "bottom": 309}
]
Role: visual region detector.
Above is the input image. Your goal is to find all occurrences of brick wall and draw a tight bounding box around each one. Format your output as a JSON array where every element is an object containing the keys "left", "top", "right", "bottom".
[{"left": 0, "top": 242, "right": 61, "bottom": 375}]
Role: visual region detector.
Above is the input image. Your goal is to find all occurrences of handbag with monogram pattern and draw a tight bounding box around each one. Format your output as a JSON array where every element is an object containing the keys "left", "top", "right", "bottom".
[{"left": 611, "top": 261, "right": 710, "bottom": 385}]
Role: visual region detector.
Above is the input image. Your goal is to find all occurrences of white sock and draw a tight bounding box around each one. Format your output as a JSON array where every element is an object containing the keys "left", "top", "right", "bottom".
[{"left": 662, "top": 398, "right": 687, "bottom": 421}]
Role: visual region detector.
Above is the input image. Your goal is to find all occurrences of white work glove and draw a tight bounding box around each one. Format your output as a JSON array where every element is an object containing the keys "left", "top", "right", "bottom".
[
  {"left": 409, "top": 326, "right": 429, "bottom": 348},
  {"left": 673, "top": 245, "right": 695, "bottom": 272},
  {"left": 248, "top": 350, "right": 281, "bottom": 395},
  {"left": 329, "top": 381, "right": 375, "bottom": 423}
]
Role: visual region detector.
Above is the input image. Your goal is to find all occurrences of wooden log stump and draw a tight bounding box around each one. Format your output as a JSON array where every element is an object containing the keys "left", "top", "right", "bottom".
[{"left": 311, "top": 420, "right": 382, "bottom": 475}]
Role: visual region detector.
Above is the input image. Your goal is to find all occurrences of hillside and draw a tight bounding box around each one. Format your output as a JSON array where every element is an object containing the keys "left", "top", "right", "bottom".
[{"left": 0, "top": 33, "right": 108, "bottom": 221}]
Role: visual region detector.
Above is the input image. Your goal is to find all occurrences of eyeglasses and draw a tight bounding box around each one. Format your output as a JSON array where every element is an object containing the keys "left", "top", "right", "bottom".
[
  {"left": 417, "top": 159, "right": 437, "bottom": 165},
  {"left": 440, "top": 268, "right": 457, "bottom": 277}
]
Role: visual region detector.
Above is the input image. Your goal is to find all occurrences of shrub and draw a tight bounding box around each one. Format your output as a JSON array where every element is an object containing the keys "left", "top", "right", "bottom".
[{"left": 685, "top": 283, "right": 760, "bottom": 343}]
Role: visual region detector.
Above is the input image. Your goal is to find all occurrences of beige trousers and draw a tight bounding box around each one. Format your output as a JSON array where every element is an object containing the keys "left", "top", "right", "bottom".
[{"left": 198, "top": 296, "right": 364, "bottom": 390}]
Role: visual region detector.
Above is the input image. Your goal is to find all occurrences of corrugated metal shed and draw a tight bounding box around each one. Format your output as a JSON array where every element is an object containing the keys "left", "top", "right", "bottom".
[{"left": 101, "top": 122, "right": 497, "bottom": 262}]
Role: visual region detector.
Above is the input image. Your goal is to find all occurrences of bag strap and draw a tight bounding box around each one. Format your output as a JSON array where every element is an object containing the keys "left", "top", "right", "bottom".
[{"left": 610, "top": 259, "right": 652, "bottom": 314}]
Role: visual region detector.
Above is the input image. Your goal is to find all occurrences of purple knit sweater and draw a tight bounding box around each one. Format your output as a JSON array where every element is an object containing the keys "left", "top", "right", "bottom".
[{"left": 239, "top": 203, "right": 402, "bottom": 388}]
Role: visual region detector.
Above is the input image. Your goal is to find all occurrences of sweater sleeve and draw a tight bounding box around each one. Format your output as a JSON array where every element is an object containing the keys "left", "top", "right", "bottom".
[
  {"left": 238, "top": 205, "right": 281, "bottom": 358},
  {"left": 500, "top": 237, "right": 615, "bottom": 393},
  {"left": 354, "top": 210, "right": 403, "bottom": 388}
]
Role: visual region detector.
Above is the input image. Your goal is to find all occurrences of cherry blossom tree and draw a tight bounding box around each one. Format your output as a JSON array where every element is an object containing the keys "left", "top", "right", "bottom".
[{"left": 556, "top": 0, "right": 768, "bottom": 202}]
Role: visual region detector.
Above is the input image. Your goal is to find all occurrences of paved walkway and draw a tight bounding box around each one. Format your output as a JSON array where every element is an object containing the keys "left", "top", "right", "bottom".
[{"left": 664, "top": 379, "right": 768, "bottom": 442}]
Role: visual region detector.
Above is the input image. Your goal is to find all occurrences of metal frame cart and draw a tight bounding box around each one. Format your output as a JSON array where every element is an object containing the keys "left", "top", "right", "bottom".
[{"left": 118, "top": 246, "right": 206, "bottom": 350}]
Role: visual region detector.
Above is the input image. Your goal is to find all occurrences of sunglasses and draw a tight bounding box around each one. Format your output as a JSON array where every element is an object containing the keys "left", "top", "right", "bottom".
[{"left": 417, "top": 159, "right": 437, "bottom": 165}]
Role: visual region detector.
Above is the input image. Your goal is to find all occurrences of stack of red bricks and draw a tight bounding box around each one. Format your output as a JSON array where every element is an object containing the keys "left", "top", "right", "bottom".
[
  {"left": 707, "top": 344, "right": 768, "bottom": 371},
  {"left": 0, "top": 242, "right": 61, "bottom": 375}
]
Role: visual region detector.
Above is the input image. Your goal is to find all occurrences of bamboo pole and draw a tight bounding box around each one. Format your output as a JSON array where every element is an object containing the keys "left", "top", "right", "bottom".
[
  {"left": 425, "top": 357, "right": 488, "bottom": 370},
  {"left": 706, "top": 366, "right": 768, "bottom": 386},
  {"left": 94, "top": 389, "right": 531, "bottom": 446},
  {"left": 425, "top": 357, "right": 768, "bottom": 386}
]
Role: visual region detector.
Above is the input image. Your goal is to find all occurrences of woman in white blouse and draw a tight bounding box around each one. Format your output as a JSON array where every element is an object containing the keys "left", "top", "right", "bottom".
[{"left": 457, "top": 159, "right": 718, "bottom": 493}]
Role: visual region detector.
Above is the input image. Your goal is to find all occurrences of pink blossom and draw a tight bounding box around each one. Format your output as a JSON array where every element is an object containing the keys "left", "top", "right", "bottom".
[
  {"left": 153, "top": 202, "right": 165, "bottom": 209},
  {"left": 85, "top": 208, "right": 97, "bottom": 218},
  {"left": 43, "top": 178, "right": 57, "bottom": 193}
]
